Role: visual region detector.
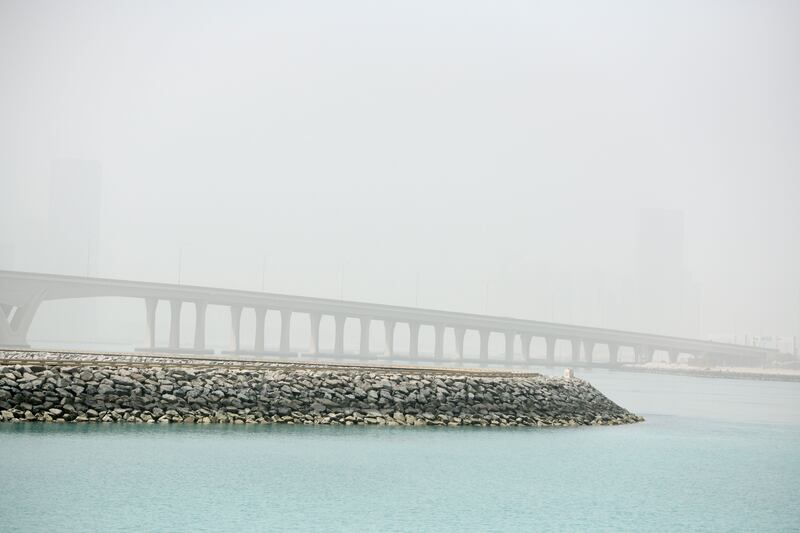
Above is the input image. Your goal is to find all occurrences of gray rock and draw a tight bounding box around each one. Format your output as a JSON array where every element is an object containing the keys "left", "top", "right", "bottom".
[{"left": 0, "top": 355, "right": 642, "bottom": 428}]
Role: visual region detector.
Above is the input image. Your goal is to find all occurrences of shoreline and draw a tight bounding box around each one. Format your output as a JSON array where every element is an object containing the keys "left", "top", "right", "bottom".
[
  {"left": 617, "top": 362, "right": 800, "bottom": 383},
  {"left": 4, "top": 348, "right": 799, "bottom": 384}
]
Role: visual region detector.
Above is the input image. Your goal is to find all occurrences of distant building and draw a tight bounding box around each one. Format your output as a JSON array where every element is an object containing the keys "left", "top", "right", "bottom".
[
  {"left": 635, "top": 208, "right": 692, "bottom": 337},
  {"left": 43, "top": 159, "right": 103, "bottom": 344},
  {"left": 0, "top": 243, "right": 13, "bottom": 270},
  {"left": 49, "top": 159, "right": 103, "bottom": 276}
]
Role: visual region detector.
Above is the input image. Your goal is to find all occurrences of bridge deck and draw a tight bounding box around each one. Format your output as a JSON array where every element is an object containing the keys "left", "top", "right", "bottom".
[{"left": 0, "top": 269, "right": 779, "bottom": 364}]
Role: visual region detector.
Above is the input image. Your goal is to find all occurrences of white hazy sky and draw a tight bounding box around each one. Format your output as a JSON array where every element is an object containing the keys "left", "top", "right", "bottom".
[{"left": 1, "top": 0, "right": 798, "bottom": 340}]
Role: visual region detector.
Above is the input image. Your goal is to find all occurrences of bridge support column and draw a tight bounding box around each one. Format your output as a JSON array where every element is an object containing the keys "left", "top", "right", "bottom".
[
  {"left": 632, "top": 345, "right": 652, "bottom": 364},
  {"left": 668, "top": 350, "right": 678, "bottom": 364},
  {"left": 454, "top": 327, "right": 466, "bottom": 361},
  {"left": 0, "top": 304, "right": 11, "bottom": 341},
  {"left": 637, "top": 345, "right": 654, "bottom": 364},
  {"left": 384, "top": 320, "right": 395, "bottom": 357},
  {"left": 0, "top": 305, "right": 13, "bottom": 347},
  {"left": 194, "top": 301, "right": 207, "bottom": 351},
  {"left": 545, "top": 336, "right": 556, "bottom": 364},
  {"left": 520, "top": 333, "right": 532, "bottom": 362},
  {"left": 409, "top": 322, "right": 420, "bottom": 358},
  {"left": 280, "top": 310, "right": 292, "bottom": 354},
  {"left": 308, "top": 312, "right": 321, "bottom": 355},
  {"left": 583, "top": 340, "right": 595, "bottom": 363},
  {"left": 230, "top": 305, "right": 243, "bottom": 352},
  {"left": 254, "top": 306, "right": 267, "bottom": 352},
  {"left": 434, "top": 324, "right": 445, "bottom": 359},
  {"left": 334, "top": 315, "right": 345, "bottom": 355},
  {"left": 359, "top": 317, "right": 371, "bottom": 355},
  {"left": 3, "top": 289, "right": 45, "bottom": 348},
  {"left": 168, "top": 299, "right": 182, "bottom": 350},
  {"left": 144, "top": 298, "right": 157, "bottom": 349},
  {"left": 479, "top": 329, "right": 489, "bottom": 364},
  {"left": 504, "top": 332, "right": 515, "bottom": 362},
  {"left": 607, "top": 343, "right": 619, "bottom": 365},
  {"left": 571, "top": 338, "right": 581, "bottom": 363}
]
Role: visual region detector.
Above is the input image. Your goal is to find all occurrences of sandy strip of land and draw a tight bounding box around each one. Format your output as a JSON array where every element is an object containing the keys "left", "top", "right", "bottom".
[
  {"left": 621, "top": 361, "right": 800, "bottom": 382},
  {"left": 0, "top": 348, "right": 544, "bottom": 378}
]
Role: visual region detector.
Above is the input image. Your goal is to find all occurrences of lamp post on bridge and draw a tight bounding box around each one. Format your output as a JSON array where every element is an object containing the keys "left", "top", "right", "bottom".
[{"left": 177, "top": 247, "right": 183, "bottom": 285}]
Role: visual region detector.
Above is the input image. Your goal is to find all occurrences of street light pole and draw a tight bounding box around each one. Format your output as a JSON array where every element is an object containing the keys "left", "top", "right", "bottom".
[
  {"left": 340, "top": 264, "right": 345, "bottom": 300},
  {"left": 261, "top": 255, "right": 267, "bottom": 291},
  {"left": 177, "top": 247, "right": 183, "bottom": 285}
]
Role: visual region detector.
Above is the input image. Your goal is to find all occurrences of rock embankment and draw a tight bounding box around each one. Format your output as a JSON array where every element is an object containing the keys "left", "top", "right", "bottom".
[{"left": 0, "top": 362, "right": 643, "bottom": 427}]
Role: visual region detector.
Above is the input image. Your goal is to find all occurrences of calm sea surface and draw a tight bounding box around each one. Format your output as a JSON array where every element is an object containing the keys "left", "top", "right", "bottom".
[{"left": 1, "top": 369, "right": 799, "bottom": 532}]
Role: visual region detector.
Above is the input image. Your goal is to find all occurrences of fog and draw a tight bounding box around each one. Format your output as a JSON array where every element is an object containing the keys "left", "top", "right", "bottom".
[{"left": 1, "top": 0, "right": 798, "bottom": 348}]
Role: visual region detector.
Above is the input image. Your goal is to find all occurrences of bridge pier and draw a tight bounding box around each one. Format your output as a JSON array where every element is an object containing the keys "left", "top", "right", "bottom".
[
  {"left": 583, "top": 340, "right": 595, "bottom": 363},
  {"left": 11, "top": 289, "right": 44, "bottom": 348},
  {"left": 479, "top": 329, "right": 489, "bottom": 364},
  {"left": 607, "top": 343, "right": 619, "bottom": 365},
  {"left": 279, "top": 310, "right": 291, "bottom": 354},
  {"left": 334, "top": 315, "right": 345, "bottom": 355},
  {"left": 409, "top": 322, "right": 420, "bottom": 358},
  {"left": 454, "top": 327, "right": 466, "bottom": 361},
  {"left": 520, "top": 333, "right": 532, "bottom": 362},
  {"left": 633, "top": 345, "right": 654, "bottom": 364},
  {"left": 194, "top": 301, "right": 207, "bottom": 351},
  {"left": 0, "top": 305, "right": 18, "bottom": 347},
  {"left": 668, "top": 350, "right": 678, "bottom": 364},
  {"left": 643, "top": 345, "right": 654, "bottom": 364},
  {"left": 308, "top": 312, "right": 321, "bottom": 355},
  {"left": 545, "top": 336, "right": 556, "bottom": 364},
  {"left": 253, "top": 306, "right": 267, "bottom": 353},
  {"left": 434, "top": 324, "right": 444, "bottom": 359},
  {"left": 230, "top": 305, "right": 243, "bottom": 352},
  {"left": 144, "top": 297, "right": 157, "bottom": 349},
  {"left": 570, "top": 338, "right": 581, "bottom": 363},
  {"left": 359, "top": 317, "right": 371, "bottom": 355},
  {"left": 168, "top": 299, "right": 182, "bottom": 350},
  {"left": 504, "top": 331, "right": 515, "bottom": 362},
  {"left": 384, "top": 319, "right": 395, "bottom": 357}
]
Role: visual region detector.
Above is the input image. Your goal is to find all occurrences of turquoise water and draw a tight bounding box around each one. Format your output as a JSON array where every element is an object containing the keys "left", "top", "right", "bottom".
[{"left": 1, "top": 370, "right": 799, "bottom": 532}]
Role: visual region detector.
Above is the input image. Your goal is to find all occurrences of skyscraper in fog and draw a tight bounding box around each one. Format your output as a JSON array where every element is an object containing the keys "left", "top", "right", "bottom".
[
  {"left": 46, "top": 159, "right": 103, "bottom": 343},
  {"left": 636, "top": 208, "right": 690, "bottom": 336},
  {"left": 0, "top": 171, "right": 17, "bottom": 270},
  {"left": 49, "top": 159, "right": 102, "bottom": 276},
  {"left": 0, "top": 244, "right": 13, "bottom": 270}
]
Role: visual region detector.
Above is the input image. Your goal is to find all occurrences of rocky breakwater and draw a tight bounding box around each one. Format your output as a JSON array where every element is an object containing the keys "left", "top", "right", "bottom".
[{"left": 0, "top": 362, "right": 643, "bottom": 427}]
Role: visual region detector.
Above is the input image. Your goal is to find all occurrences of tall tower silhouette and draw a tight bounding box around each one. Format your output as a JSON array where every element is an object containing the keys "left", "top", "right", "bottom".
[
  {"left": 635, "top": 208, "right": 689, "bottom": 336},
  {"left": 49, "top": 159, "right": 103, "bottom": 276},
  {"left": 46, "top": 159, "right": 103, "bottom": 345}
]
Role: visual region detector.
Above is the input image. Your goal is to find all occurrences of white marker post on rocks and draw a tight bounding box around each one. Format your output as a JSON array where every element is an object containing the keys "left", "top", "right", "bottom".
[{"left": 563, "top": 368, "right": 574, "bottom": 379}]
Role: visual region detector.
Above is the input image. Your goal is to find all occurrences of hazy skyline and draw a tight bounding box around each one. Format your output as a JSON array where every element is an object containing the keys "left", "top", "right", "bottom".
[{"left": 1, "top": 0, "right": 798, "bottom": 343}]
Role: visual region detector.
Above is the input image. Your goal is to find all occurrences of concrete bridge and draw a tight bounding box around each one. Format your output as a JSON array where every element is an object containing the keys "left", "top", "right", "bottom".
[{"left": 0, "top": 270, "right": 777, "bottom": 367}]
